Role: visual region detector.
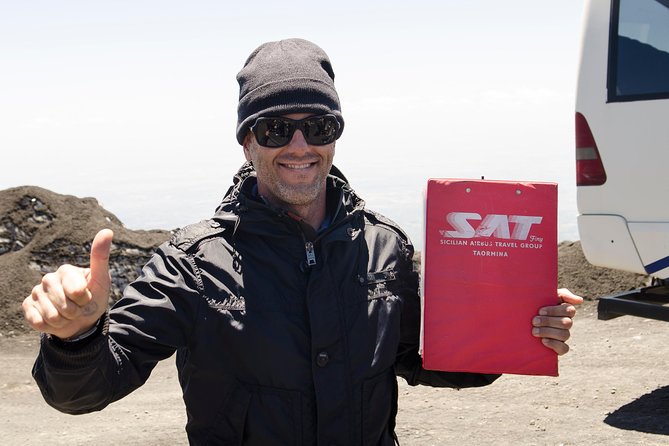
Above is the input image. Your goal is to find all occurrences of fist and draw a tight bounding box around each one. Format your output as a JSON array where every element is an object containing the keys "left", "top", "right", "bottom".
[
  {"left": 532, "top": 288, "right": 584, "bottom": 355},
  {"left": 22, "top": 229, "right": 114, "bottom": 339}
]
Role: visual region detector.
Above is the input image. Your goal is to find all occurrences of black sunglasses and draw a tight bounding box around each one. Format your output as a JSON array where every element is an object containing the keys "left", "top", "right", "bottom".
[{"left": 249, "top": 114, "right": 341, "bottom": 148}]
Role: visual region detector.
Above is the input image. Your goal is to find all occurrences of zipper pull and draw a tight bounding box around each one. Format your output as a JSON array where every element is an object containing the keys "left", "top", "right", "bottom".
[{"left": 304, "top": 241, "right": 317, "bottom": 266}]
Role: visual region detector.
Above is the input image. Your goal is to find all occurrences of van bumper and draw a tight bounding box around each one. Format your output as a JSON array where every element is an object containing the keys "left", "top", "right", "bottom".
[
  {"left": 577, "top": 214, "right": 646, "bottom": 274},
  {"left": 578, "top": 215, "right": 669, "bottom": 279}
]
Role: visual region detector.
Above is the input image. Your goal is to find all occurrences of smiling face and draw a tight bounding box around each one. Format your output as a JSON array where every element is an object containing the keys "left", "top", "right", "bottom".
[{"left": 243, "top": 113, "right": 336, "bottom": 213}]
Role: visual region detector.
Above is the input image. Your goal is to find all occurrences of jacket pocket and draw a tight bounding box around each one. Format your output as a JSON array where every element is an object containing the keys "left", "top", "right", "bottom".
[
  {"left": 204, "top": 384, "right": 303, "bottom": 446},
  {"left": 362, "top": 369, "right": 397, "bottom": 446},
  {"left": 364, "top": 269, "right": 398, "bottom": 301},
  {"left": 204, "top": 384, "right": 252, "bottom": 445},
  {"left": 243, "top": 385, "right": 303, "bottom": 446}
]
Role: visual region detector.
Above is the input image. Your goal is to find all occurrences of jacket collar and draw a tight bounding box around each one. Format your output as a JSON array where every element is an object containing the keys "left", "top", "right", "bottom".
[{"left": 213, "top": 162, "right": 365, "bottom": 229}]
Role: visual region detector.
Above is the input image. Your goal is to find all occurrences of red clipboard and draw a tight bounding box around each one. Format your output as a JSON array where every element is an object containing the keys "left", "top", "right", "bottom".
[{"left": 421, "top": 178, "right": 559, "bottom": 376}]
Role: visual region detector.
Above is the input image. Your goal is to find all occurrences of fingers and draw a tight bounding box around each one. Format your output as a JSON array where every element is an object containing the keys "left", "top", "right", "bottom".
[
  {"left": 539, "top": 302, "right": 578, "bottom": 318},
  {"left": 40, "top": 265, "right": 89, "bottom": 319},
  {"left": 540, "top": 338, "right": 570, "bottom": 356},
  {"left": 23, "top": 283, "right": 83, "bottom": 337},
  {"left": 532, "top": 321, "right": 572, "bottom": 356},
  {"left": 58, "top": 265, "right": 92, "bottom": 306},
  {"left": 532, "top": 312, "right": 572, "bottom": 351},
  {"left": 533, "top": 288, "right": 583, "bottom": 356},
  {"left": 538, "top": 287, "right": 584, "bottom": 318},
  {"left": 533, "top": 313, "right": 573, "bottom": 332},
  {"left": 24, "top": 284, "right": 69, "bottom": 331}
]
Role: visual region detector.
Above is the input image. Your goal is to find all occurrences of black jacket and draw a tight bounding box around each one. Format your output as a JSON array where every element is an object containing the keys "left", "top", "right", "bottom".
[{"left": 33, "top": 163, "right": 498, "bottom": 445}]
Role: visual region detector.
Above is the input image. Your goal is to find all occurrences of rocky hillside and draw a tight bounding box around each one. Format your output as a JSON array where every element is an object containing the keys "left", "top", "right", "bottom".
[
  {"left": 0, "top": 186, "right": 651, "bottom": 337},
  {"left": 0, "top": 186, "right": 171, "bottom": 335}
]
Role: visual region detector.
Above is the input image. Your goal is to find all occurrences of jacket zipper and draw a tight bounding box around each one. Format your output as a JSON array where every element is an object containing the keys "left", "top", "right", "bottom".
[
  {"left": 295, "top": 211, "right": 358, "bottom": 268},
  {"left": 304, "top": 241, "right": 317, "bottom": 266},
  {"left": 306, "top": 212, "right": 361, "bottom": 267}
]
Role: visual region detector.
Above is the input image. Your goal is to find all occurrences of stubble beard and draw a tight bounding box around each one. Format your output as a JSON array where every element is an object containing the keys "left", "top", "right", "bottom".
[{"left": 270, "top": 171, "right": 327, "bottom": 207}]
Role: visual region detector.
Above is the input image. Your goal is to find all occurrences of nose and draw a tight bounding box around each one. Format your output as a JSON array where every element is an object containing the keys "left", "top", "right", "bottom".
[{"left": 286, "top": 128, "right": 309, "bottom": 150}]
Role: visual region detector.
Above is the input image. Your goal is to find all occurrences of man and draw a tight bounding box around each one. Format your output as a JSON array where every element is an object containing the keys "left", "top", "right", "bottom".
[{"left": 23, "top": 38, "right": 582, "bottom": 445}]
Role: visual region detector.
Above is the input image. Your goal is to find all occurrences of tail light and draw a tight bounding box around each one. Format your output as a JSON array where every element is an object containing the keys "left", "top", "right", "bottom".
[{"left": 575, "top": 112, "right": 607, "bottom": 186}]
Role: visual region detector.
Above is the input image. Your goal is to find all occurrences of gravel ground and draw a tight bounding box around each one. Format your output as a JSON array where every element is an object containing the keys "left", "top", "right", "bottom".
[{"left": 2, "top": 300, "right": 669, "bottom": 445}]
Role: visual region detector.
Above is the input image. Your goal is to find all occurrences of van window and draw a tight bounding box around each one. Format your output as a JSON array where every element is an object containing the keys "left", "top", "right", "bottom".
[{"left": 609, "top": 0, "right": 669, "bottom": 101}]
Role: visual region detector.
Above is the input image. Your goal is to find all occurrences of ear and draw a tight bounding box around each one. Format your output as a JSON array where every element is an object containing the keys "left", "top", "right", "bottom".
[{"left": 242, "top": 133, "right": 253, "bottom": 161}]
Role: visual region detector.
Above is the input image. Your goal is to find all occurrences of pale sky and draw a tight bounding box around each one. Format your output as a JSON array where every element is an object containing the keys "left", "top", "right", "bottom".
[{"left": 0, "top": 1, "right": 585, "bottom": 248}]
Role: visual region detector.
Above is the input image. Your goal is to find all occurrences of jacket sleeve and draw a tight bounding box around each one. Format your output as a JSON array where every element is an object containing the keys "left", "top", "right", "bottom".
[
  {"left": 394, "top": 242, "right": 501, "bottom": 389},
  {"left": 32, "top": 242, "right": 203, "bottom": 414}
]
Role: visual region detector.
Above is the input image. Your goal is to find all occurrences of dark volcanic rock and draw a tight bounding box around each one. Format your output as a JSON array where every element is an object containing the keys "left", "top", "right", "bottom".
[{"left": 0, "top": 186, "right": 171, "bottom": 335}]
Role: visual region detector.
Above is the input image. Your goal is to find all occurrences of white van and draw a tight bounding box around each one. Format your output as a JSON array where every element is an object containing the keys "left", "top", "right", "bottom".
[{"left": 576, "top": 0, "right": 669, "bottom": 284}]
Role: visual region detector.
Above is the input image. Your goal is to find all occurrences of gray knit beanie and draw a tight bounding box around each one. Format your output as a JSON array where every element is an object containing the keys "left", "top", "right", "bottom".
[{"left": 236, "top": 38, "right": 344, "bottom": 145}]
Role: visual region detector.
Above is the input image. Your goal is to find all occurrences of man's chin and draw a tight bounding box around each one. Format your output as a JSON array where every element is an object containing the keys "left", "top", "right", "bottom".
[{"left": 275, "top": 184, "right": 322, "bottom": 206}]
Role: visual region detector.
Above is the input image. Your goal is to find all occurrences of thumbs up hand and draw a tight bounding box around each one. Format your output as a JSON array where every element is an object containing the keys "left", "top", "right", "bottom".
[{"left": 23, "top": 229, "right": 114, "bottom": 340}]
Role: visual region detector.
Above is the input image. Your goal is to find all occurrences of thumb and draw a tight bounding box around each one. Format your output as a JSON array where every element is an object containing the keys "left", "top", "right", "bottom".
[
  {"left": 88, "top": 229, "right": 114, "bottom": 299},
  {"left": 557, "top": 288, "right": 584, "bottom": 305}
]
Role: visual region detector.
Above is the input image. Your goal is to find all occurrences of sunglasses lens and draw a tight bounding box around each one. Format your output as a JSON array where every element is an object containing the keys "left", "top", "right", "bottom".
[
  {"left": 254, "top": 118, "right": 294, "bottom": 147},
  {"left": 303, "top": 116, "right": 339, "bottom": 145},
  {"left": 252, "top": 115, "right": 340, "bottom": 148}
]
